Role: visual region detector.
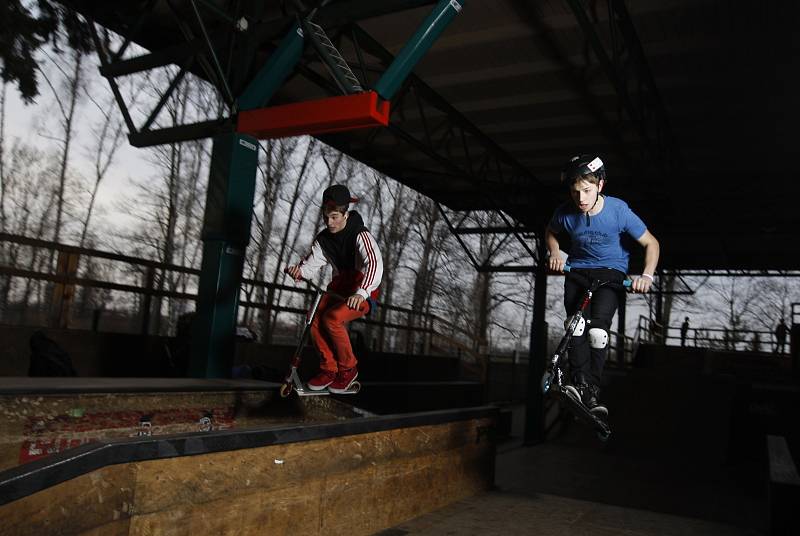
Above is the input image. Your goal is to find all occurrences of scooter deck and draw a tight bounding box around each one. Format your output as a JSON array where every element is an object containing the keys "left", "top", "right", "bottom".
[
  {"left": 296, "top": 385, "right": 360, "bottom": 396},
  {"left": 280, "top": 366, "right": 362, "bottom": 398},
  {"left": 550, "top": 385, "right": 611, "bottom": 440}
]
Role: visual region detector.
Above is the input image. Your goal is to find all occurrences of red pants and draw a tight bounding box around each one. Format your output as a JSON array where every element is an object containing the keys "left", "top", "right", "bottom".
[{"left": 310, "top": 294, "right": 368, "bottom": 372}]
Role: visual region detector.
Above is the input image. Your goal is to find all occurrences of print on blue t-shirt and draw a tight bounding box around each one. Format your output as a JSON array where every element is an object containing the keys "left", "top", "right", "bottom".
[{"left": 548, "top": 196, "right": 646, "bottom": 273}]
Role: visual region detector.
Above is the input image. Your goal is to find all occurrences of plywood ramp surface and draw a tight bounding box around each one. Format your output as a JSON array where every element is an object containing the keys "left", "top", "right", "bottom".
[{"left": 0, "top": 417, "right": 494, "bottom": 536}]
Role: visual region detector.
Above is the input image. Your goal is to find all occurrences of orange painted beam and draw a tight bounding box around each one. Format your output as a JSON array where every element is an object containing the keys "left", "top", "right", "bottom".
[{"left": 236, "top": 91, "right": 390, "bottom": 139}]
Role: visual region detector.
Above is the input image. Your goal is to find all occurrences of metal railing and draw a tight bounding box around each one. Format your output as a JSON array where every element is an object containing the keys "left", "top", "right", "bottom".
[
  {"left": 0, "top": 233, "right": 484, "bottom": 360},
  {"left": 635, "top": 314, "right": 792, "bottom": 355}
]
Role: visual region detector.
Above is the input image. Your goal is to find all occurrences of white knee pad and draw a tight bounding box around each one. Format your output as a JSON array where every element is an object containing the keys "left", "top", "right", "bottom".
[
  {"left": 565, "top": 316, "right": 586, "bottom": 337},
  {"left": 588, "top": 327, "right": 608, "bottom": 349}
]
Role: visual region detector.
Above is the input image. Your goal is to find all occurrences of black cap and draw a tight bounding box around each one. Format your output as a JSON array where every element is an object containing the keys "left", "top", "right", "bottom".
[{"left": 322, "top": 184, "right": 358, "bottom": 207}]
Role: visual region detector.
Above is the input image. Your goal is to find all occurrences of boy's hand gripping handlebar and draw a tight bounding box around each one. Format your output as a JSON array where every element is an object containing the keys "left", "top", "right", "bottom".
[
  {"left": 563, "top": 264, "right": 633, "bottom": 289},
  {"left": 283, "top": 267, "right": 359, "bottom": 306}
]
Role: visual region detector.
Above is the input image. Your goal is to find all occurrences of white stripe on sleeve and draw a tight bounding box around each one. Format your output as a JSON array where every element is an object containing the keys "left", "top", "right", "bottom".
[{"left": 356, "top": 231, "right": 383, "bottom": 298}]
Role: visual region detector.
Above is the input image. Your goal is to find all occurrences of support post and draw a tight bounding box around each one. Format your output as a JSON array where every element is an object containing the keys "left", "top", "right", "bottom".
[
  {"left": 524, "top": 243, "right": 547, "bottom": 445},
  {"left": 654, "top": 271, "right": 664, "bottom": 344},
  {"left": 190, "top": 133, "right": 258, "bottom": 378},
  {"left": 617, "top": 289, "right": 627, "bottom": 365},
  {"left": 140, "top": 266, "right": 155, "bottom": 335},
  {"left": 49, "top": 250, "right": 79, "bottom": 329},
  {"left": 791, "top": 324, "right": 799, "bottom": 378}
]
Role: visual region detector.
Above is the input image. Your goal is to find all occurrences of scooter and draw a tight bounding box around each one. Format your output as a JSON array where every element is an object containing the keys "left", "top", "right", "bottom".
[
  {"left": 279, "top": 275, "right": 361, "bottom": 398},
  {"left": 540, "top": 265, "right": 632, "bottom": 441}
]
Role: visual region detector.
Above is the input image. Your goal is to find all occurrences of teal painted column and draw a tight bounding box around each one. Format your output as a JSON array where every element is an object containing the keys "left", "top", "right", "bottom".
[
  {"left": 374, "top": 0, "right": 465, "bottom": 100},
  {"left": 190, "top": 133, "right": 258, "bottom": 378},
  {"left": 237, "top": 21, "right": 305, "bottom": 111}
]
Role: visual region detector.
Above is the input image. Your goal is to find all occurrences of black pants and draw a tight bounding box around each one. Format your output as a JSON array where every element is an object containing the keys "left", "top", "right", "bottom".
[{"left": 563, "top": 268, "right": 625, "bottom": 386}]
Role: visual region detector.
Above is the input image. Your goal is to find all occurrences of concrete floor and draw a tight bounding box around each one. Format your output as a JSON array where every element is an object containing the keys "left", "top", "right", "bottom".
[
  {"left": 378, "top": 434, "right": 765, "bottom": 536},
  {"left": 378, "top": 363, "right": 770, "bottom": 536},
  {"left": 380, "top": 489, "right": 757, "bottom": 536}
]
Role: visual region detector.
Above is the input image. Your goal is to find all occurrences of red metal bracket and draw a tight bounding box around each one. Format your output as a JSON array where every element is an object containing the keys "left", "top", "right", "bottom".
[{"left": 236, "top": 90, "right": 390, "bottom": 139}]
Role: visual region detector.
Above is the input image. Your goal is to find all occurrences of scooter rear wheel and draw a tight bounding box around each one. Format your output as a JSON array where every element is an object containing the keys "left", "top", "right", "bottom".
[{"left": 279, "top": 383, "right": 293, "bottom": 398}]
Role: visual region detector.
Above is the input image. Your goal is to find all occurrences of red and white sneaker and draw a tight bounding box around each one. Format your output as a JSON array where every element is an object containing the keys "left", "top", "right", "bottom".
[
  {"left": 307, "top": 370, "right": 336, "bottom": 391},
  {"left": 328, "top": 367, "right": 358, "bottom": 394}
]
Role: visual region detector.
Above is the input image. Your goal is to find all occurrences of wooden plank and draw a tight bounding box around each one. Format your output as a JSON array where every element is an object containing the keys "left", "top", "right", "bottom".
[
  {"left": 0, "top": 417, "right": 494, "bottom": 535},
  {"left": 0, "top": 463, "right": 136, "bottom": 536},
  {"left": 129, "top": 419, "right": 492, "bottom": 535}
]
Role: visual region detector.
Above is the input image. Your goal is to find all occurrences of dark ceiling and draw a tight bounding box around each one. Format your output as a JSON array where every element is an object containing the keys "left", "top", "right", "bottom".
[{"left": 61, "top": 0, "right": 800, "bottom": 271}]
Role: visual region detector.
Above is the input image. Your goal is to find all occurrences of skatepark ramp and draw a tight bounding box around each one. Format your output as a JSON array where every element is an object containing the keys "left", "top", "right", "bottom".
[{"left": 0, "top": 401, "right": 496, "bottom": 535}]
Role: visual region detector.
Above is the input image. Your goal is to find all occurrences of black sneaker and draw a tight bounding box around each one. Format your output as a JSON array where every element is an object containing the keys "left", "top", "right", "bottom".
[
  {"left": 583, "top": 384, "right": 608, "bottom": 417},
  {"left": 564, "top": 382, "right": 587, "bottom": 406}
]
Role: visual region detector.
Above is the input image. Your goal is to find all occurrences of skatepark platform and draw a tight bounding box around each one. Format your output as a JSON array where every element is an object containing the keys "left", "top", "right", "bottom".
[
  {"left": 0, "top": 377, "right": 484, "bottom": 473},
  {"left": 0, "top": 404, "right": 497, "bottom": 534},
  {"left": 1, "top": 343, "right": 797, "bottom": 534}
]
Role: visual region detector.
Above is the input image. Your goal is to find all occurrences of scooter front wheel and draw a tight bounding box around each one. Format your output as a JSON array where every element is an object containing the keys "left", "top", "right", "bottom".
[
  {"left": 540, "top": 371, "right": 553, "bottom": 394},
  {"left": 279, "top": 383, "right": 293, "bottom": 398}
]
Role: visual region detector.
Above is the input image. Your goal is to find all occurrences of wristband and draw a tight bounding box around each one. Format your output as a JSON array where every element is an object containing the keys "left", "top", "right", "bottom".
[{"left": 641, "top": 273, "right": 654, "bottom": 281}]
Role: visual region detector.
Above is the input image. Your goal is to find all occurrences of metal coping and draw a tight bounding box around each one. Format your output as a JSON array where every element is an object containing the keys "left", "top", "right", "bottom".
[
  {"left": 0, "top": 379, "right": 483, "bottom": 396},
  {"left": 0, "top": 405, "right": 498, "bottom": 506},
  {"left": 0, "top": 378, "right": 281, "bottom": 395}
]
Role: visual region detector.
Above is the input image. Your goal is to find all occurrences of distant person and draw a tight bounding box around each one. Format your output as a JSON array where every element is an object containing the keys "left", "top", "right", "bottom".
[
  {"left": 285, "top": 184, "right": 383, "bottom": 393},
  {"left": 546, "top": 154, "right": 660, "bottom": 418},
  {"left": 774, "top": 318, "right": 788, "bottom": 354},
  {"left": 680, "top": 317, "right": 690, "bottom": 347}
]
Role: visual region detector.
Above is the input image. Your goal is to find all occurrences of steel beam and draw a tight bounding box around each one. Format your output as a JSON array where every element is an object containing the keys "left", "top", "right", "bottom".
[
  {"left": 312, "top": 25, "right": 553, "bottom": 227},
  {"left": 662, "top": 269, "right": 800, "bottom": 278},
  {"left": 564, "top": 0, "right": 681, "bottom": 175},
  {"left": 374, "top": 0, "right": 465, "bottom": 100},
  {"left": 128, "top": 119, "right": 234, "bottom": 148},
  {"left": 98, "top": 40, "right": 204, "bottom": 78}
]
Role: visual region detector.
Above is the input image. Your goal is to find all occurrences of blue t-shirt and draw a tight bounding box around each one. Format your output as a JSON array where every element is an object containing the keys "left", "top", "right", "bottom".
[{"left": 548, "top": 196, "right": 646, "bottom": 273}]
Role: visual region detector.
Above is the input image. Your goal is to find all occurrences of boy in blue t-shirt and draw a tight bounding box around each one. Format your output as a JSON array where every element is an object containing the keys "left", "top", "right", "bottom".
[{"left": 545, "top": 154, "right": 660, "bottom": 417}]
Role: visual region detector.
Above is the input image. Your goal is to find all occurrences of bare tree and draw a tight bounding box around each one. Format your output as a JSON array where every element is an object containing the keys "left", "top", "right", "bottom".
[
  {"left": 0, "top": 82, "right": 7, "bottom": 235},
  {"left": 360, "top": 171, "right": 416, "bottom": 351},
  {"left": 262, "top": 137, "right": 318, "bottom": 342},
  {"left": 38, "top": 47, "right": 85, "bottom": 247},
  {"left": 242, "top": 137, "right": 296, "bottom": 325},
  {"left": 1, "top": 142, "right": 58, "bottom": 318},
  {"left": 77, "top": 80, "right": 128, "bottom": 248},
  {"left": 119, "top": 73, "right": 211, "bottom": 334},
  {"left": 406, "top": 197, "right": 447, "bottom": 350}
]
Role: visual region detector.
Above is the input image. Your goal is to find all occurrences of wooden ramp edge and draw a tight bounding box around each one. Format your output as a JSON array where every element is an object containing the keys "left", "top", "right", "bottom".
[{"left": 0, "top": 406, "right": 497, "bottom": 535}]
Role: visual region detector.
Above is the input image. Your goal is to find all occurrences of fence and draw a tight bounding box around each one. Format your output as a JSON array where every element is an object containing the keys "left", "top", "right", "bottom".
[
  {"left": 635, "top": 315, "right": 792, "bottom": 355},
  {"left": 0, "top": 233, "right": 485, "bottom": 360}
]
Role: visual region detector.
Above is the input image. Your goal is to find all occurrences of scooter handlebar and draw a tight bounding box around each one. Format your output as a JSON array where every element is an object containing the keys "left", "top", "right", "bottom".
[
  {"left": 563, "top": 264, "right": 633, "bottom": 288},
  {"left": 283, "top": 268, "right": 349, "bottom": 300}
]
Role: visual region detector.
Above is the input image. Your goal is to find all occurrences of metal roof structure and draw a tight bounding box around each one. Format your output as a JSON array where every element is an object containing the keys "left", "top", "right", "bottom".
[{"left": 62, "top": 0, "right": 800, "bottom": 271}]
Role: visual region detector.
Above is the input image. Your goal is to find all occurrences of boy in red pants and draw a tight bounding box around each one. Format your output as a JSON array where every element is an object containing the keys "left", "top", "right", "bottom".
[{"left": 286, "top": 184, "right": 383, "bottom": 393}]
